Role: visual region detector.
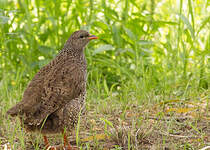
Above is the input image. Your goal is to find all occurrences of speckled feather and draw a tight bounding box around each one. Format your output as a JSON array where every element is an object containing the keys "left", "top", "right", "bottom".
[{"left": 7, "top": 30, "right": 91, "bottom": 134}]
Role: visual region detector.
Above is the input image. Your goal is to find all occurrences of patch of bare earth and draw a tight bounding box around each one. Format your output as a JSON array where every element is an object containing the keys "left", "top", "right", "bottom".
[{"left": 1, "top": 97, "right": 209, "bottom": 150}]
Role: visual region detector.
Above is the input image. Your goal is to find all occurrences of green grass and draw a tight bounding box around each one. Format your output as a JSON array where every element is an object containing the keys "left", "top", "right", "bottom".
[{"left": 0, "top": 0, "right": 209, "bottom": 149}]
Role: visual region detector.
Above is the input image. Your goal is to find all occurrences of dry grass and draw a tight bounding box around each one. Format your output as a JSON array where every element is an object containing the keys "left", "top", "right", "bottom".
[{"left": 1, "top": 91, "right": 209, "bottom": 150}]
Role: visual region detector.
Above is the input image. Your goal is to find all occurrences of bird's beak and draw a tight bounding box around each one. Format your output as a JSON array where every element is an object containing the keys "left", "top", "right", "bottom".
[{"left": 88, "top": 35, "right": 98, "bottom": 40}]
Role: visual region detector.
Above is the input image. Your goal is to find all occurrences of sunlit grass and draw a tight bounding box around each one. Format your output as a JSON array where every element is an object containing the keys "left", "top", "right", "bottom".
[{"left": 0, "top": 0, "right": 209, "bottom": 149}]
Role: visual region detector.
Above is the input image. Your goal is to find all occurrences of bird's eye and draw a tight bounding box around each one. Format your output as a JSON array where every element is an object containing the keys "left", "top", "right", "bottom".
[{"left": 80, "top": 35, "right": 84, "bottom": 38}]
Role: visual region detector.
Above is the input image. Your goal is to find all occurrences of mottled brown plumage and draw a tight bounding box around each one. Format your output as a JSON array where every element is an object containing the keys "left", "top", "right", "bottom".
[{"left": 7, "top": 30, "right": 98, "bottom": 149}]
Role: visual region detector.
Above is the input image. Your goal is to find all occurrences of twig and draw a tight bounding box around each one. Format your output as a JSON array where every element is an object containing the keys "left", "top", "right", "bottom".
[
  {"left": 157, "top": 131, "right": 199, "bottom": 139},
  {"left": 145, "top": 116, "right": 191, "bottom": 122},
  {"left": 135, "top": 128, "right": 141, "bottom": 147},
  {"left": 199, "top": 146, "right": 210, "bottom": 150}
]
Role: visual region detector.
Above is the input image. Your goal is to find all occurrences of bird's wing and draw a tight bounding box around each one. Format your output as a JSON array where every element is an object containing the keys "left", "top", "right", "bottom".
[
  {"left": 6, "top": 64, "right": 50, "bottom": 117},
  {"left": 10, "top": 62, "right": 86, "bottom": 126}
]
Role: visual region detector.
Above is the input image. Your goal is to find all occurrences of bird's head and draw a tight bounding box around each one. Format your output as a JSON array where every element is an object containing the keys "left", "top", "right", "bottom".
[{"left": 66, "top": 30, "right": 98, "bottom": 51}]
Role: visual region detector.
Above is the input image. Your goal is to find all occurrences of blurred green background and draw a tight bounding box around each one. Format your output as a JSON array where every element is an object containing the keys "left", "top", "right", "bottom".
[
  {"left": 0, "top": 0, "right": 209, "bottom": 110},
  {"left": 0, "top": 0, "right": 209, "bottom": 149}
]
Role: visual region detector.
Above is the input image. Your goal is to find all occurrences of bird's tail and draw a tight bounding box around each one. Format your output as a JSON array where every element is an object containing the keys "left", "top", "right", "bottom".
[{"left": 7, "top": 104, "right": 21, "bottom": 117}]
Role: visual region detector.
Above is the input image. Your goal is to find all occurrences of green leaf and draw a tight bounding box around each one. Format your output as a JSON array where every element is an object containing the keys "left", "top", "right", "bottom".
[
  {"left": 123, "top": 27, "right": 136, "bottom": 41},
  {"left": 179, "top": 14, "right": 195, "bottom": 39},
  {"left": 103, "top": 79, "right": 109, "bottom": 95},
  {"left": 112, "top": 24, "right": 122, "bottom": 47},
  {"left": 188, "top": 0, "right": 194, "bottom": 30},
  {"left": 138, "top": 40, "right": 154, "bottom": 46},
  {"left": 93, "top": 44, "right": 114, "bottom": 55},
  {"left": 38, "top": 46, "right": 54, "bottom": 55},
  {"left": 93, "top": 21, "right": 109, "bottom": 30},
  {"left": 100, "top": 118, "right": 114, "bottom": 128},
  {"left": 197, "top": 16, "right": 210, "bottom": 36},
  {"left": 0, "top": 16, "right": 9, "bottom": 24}
]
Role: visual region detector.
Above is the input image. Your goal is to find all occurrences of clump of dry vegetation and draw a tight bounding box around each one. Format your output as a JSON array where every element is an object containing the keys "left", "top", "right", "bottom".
[{"left": 0, "top": 0, "right": 209, "bottom": 149}]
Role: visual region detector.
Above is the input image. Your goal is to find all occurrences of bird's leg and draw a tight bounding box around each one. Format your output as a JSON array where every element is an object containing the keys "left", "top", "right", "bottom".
[
  {"left": 43, "top": 135, "right": 50, "bottom": 149},
  {"left": 43, "top": 133, "right": 73, "bottom": 150},
  {"left": 43, "top": 135, "right": 59, "bottom": 150},
  {"left": 62, "top": 130, "right": 72, "bottom": 150}
]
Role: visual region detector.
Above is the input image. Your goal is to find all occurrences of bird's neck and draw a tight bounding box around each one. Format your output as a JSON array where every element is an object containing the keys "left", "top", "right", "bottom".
[
  {"left": 58, "top": 46, "right": 86, "bottom": 63},
  {"left": 60, "top": 41, "right": 84, "bottom": 56}
]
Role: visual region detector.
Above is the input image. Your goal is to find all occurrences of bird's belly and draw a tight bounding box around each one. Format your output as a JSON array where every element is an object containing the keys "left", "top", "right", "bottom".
[{"left": 24, "top": 94, "right": 86, "bottom": 134}]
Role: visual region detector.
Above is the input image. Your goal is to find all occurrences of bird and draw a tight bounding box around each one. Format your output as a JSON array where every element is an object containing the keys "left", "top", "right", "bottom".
[{"left": 7, "top": 30, "right": 98, "bottom": 150}]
